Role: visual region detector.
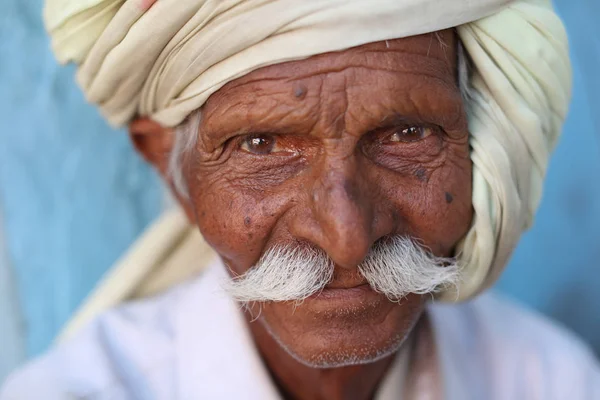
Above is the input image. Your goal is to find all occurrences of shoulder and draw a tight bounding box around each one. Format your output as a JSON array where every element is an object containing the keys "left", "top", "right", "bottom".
[
  {"left": 0, "top": 281, "right": 191, "bottom": 400},
  {"left": 430, "top": 292, "right": 600, "bottom": 399}
]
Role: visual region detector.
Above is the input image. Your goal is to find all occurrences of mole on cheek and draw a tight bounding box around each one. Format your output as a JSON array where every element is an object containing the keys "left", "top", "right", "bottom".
[
  {"left": 445, "top": 192, "right": 454, "bottom": 204},
  {"left": 293, "top": 84, "right": 307, "bottom": 100},
  {"left": 414, "top": 168, "right": 427, "bottom": 182},
  {"left": 244, "top": 216, "right": 252, "bottom": 227}
]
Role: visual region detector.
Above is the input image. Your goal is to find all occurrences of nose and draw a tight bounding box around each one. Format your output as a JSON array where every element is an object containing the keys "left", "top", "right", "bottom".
[{"left": 290, "top": 158, "right": 393, "bottom": 269}]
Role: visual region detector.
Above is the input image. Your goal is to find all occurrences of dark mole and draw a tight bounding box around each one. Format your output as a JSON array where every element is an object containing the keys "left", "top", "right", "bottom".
[
  {"left": 244, "top": 216, "right": 252, "bottom": 227},
  {"left": 201, "top": 211, "right": 206, "bottom": 218},
  {"left": 343, "top": 179, "right": 359, "bottom": 202},
  {"left": 445, "top": 192, "right": 454, "bottom": 204},
  {"left": 414, "top": 168, "right": 427, "bottom": 182},
  {"left": 294, "top": 84, "right": 307, "bottom": 100}
]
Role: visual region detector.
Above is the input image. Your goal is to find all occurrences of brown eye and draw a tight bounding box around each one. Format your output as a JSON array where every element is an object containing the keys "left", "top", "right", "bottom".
[
  {"left": 388, "top": 126, "right": 433, "bottom": 143},
  {"left": 240, "top": 134, "right": 277, "bottom": 154}
]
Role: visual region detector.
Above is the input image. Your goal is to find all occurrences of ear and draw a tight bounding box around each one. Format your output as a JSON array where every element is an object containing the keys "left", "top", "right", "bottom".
[
  {"left": 128, "top": 117, "right": 196, "bottom": 223},
  {"left": 128, "top": 117, "right": 174, "bottom": 178}
]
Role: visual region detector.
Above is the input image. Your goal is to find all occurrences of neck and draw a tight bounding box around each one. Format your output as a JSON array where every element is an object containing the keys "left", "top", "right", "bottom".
[{"left": 247, "top": 316, "right": 398, "bottom": 400}]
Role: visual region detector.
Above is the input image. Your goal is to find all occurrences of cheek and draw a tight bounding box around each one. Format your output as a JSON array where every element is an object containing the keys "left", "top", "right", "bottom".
[
  {"left": 384, "top": 148, "right": 472, "bottom": 256},
  {"left": 428, "top": 161, "right": 472, "bottom": 252},
  {"left": 187, "top": 171, "right": 288, "bottom": 275}
]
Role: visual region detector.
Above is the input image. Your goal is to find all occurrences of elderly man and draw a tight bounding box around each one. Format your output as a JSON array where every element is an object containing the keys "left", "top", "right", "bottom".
[{"left": 2, "top": 0, "right": 599, "bottom": 399}]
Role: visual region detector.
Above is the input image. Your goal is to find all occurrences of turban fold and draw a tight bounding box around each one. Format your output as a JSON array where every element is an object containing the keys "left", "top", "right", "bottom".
[{"left": 44, "top": 0, "right": 571, "bottom": 306}]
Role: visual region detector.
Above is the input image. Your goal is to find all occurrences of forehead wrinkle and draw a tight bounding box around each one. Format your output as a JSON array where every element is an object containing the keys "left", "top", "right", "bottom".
[
  {"left": 226, "top": 31, "right": 456, "bottom": 85},
  {"left": 203, "top": 69, "right": 462, "bottom": 146},
  {"left": 203, "top": 89, "right": 323, "bottom": 142},
  {"left": 203, "top": 80, "right": 296, "bottom": 133},
  {"left": 262, "top": 53, "right": 454, "bottom": 88},
  {"left": 205, "top": 33, "right": 458, "bottom": 106},
  {"left": 201, "top": 34, "right": 460, "bottom": 144},
  {"left": 311, "top": 72, "right": 351, "bottom": 140},
  {"left": 341, "top": 72, "right": 463, "bottom": 134}
]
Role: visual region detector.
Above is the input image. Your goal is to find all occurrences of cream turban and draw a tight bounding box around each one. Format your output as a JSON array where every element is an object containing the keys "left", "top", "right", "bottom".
[{"left": 44, "top": 0, "right": 571, "bottom": 315}]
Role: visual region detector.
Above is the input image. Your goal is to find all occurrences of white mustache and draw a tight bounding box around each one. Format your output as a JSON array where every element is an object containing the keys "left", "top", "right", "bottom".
[{"left": 223, "top": 236, "right": 460, "bottom": 303}]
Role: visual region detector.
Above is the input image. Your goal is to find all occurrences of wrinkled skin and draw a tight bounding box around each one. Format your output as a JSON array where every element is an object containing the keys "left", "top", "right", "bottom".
[{"left": 130, "top": 29, "right": 472, "bottom": 400}]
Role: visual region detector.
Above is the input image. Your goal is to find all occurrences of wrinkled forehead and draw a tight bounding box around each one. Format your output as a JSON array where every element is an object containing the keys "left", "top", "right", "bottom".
[{"left": 203, "top": 29, "right": 459, "bottom": 112}]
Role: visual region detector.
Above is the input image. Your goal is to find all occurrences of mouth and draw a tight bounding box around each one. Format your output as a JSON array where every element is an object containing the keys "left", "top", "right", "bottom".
[{"left": 308, "top": 282, "right": 377, "bottom": 301}]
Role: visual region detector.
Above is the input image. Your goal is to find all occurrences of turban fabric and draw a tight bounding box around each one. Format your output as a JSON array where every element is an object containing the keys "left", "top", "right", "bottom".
[{"left": 44, "top": 0, "right": 571, "bottom": 326}]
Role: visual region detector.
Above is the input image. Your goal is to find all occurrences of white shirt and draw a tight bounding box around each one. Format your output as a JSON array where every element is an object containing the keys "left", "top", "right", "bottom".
[{"left": 2, "top": 259, "right": 599, "bottom": 399}]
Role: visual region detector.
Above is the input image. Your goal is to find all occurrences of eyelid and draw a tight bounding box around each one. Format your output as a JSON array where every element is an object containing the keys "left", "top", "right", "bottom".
[{"left": 223, "top": 134, "right": 244, "bottom": 151}]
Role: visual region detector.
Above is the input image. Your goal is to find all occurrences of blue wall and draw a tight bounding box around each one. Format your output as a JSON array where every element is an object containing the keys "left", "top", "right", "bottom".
[
  {"left": 0, "top": 0, "right": 598, "bottom": 365},
  {"left": 495, "top": 0, "right": 600, "bottom": 354},
  {"left": 0, "top": 0, "right": 162, "bottom": 359}
]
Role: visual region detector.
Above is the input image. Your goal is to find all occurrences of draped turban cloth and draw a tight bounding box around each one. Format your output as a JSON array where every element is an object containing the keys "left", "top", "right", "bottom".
[{"left": 44, "top": 0, "right": 571, "bottom": 326}]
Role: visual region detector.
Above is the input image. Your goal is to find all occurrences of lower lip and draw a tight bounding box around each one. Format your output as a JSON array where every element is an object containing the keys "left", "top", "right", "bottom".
[{"left": 308, "top": 284, "right": 377, "bottom": 301}]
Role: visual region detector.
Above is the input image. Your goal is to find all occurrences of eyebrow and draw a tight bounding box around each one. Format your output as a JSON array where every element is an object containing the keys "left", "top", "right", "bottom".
[{"left": 373, "top": 113, "right": 433, "bottom": 131}]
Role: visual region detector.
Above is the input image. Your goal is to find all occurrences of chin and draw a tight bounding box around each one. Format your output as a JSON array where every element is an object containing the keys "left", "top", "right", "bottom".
[{"left": 256, "top": 290, "right": 425, "bottom": 369}]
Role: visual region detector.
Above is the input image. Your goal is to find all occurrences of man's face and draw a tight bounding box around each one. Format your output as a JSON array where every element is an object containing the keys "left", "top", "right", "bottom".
[{"left": 139, "top": 29, "right": 472, "bottom": 367}]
